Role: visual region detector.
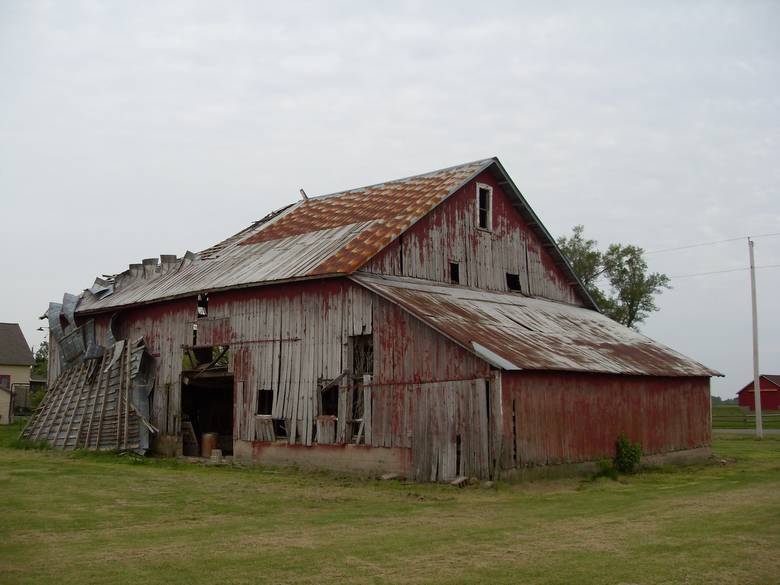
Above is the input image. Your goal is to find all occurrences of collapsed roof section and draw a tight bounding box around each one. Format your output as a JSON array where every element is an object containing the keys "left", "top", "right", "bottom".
[
  {"left": 352, "top": 273, "right": 720, "bottom": 378},
  {"left": 72, "top": 157, "right": 596, "bottom": 315},
  {"left": 21, "top": 338, "right": 155, "bottom": 453}
]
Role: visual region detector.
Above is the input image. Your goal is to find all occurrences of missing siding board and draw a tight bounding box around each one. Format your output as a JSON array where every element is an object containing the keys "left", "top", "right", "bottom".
[
  {"left": 456, "top": 433, "right": 462, "bottom": 475},
  {"left": 477, "top": 184, "right": 492, "bottom": 230},
  {"left": 511, "top": 399, "right": 518, "bottom": 466},
  {"left": 450, "top": 262, "right": 460, "bottom": 284},
  {"left": 485, "top": 378, "right": 491, "bottom": 422},
  {"left": 506, "top": 273, "right": 522, "bottom": 292}
]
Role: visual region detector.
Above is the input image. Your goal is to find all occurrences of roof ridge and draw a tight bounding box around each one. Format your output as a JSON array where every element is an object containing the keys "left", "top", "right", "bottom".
[{"left": 307, "top": 157, "right": 496, "bottom": 201}]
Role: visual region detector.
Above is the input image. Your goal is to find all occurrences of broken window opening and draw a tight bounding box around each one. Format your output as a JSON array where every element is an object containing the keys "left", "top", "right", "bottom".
[
  {"left": 506, "top": 273, "right": 522, "bottom": 292},
  {"left": 450, "top": 262, "right": 460, "bottom": 284},
  {"left": 257, "top": 389, "right": 274, "bottom": 416},
  {"left": 477, "top": 184, "right": 492, "bottom": 230},
  {"left": 273, "top": 418, "right": 288, "bottom": 439},
  {"left": 182, "top": 345, "right": 229, "bottom": 372},
  {"left": 197, "top": 293, "right": 209, "bottom": 318},
  {"left": 321, "top": 385, "right": 339, "bottom": 417},
  {"left": 351, "top": 334, "right": 373, "bottom": 378}
]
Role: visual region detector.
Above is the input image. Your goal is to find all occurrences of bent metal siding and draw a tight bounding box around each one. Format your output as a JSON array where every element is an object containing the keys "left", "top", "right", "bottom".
[{"left": 500, "top": 371, "right": 711, "bottom": 468}]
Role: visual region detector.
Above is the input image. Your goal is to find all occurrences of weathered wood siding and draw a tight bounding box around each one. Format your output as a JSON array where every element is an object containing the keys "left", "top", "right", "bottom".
[
  {"left": 78, "top": 278, "right": 497, "bottom": 480},
  {"left": 363, "top": 171, "right": 583, "bottom": 306},
  {"left": 500, "top": 371, "right": 711, "bottom": 468},
  {"left": 372, "top": 300, "right": 495, "bottom": 480}
]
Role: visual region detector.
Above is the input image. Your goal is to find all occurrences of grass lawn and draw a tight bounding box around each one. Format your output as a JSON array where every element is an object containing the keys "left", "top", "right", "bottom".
[
  {"left": 1, "top": 421, "right": 779, "bottom": 585},
  {"left": 712, "top": 404, "right": 780, "bottom": 429}
]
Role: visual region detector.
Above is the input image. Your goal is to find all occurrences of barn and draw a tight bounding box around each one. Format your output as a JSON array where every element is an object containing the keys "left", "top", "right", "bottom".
[
  {"left": 24, "top": 157, "right": 718, "bottom": 481},
  {"left": 737, "top": 375, "right": 780, "bottom": 411}
]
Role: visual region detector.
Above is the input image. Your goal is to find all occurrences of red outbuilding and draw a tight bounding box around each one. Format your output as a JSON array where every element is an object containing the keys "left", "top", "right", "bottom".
[{"left": 737, "top": 375, "right": 780, "bottom": 411}]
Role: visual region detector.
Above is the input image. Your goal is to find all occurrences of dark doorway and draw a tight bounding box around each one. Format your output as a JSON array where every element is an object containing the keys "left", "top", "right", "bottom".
[{"left": 181, "top": 373, "right": 234, "bottom": 456}]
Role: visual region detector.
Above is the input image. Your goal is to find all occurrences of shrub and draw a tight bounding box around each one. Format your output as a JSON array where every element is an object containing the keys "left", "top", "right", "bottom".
[
  {"left": 29, "top": 388, "right": 46, "bottom": 410},
  {"left": 614, "top": 433, "right": 642, "bottom": 474},
  {"left": 594, "top": 458, "right": 618, "bottom": 480}
]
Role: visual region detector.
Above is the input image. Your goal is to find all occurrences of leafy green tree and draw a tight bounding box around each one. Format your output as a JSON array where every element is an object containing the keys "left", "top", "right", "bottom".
[
  {"left": 557, "top": 225, "right": 670, "bottom": 329},
  {"left": 32, "top": 341, "right": 48, "bottom": 377}
]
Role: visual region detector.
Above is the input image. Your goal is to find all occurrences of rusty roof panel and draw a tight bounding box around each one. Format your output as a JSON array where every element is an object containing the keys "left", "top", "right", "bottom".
[
  {"left": 75, "top": 159, "right": 493, "bottom": 315},
  {"left": 240, "top": 161, "right": 490, "bottom": 245},
  {"left": 352, "top": 273, "right": 719, "bottom": 378}
]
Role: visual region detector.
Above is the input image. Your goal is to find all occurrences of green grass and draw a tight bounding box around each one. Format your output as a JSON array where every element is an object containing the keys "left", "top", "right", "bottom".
[
  {"left": 712, "top": 404, "right": 780, "bottom": 429},
  {"left": 1, "top": 421, "right": 779, "bottom": 584}
]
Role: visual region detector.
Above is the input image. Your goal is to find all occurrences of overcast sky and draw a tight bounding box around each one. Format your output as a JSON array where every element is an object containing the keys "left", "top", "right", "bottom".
[{"left": 1, "top": 1, "right": 778, "bottom": 398}]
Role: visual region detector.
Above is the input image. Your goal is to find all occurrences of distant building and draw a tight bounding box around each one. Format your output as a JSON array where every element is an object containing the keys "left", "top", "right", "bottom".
[
  {"left": 737, "top": 375, "right": 780, "bottom": 411},
  {"left": 0, "top": 323, "right": 34, "bottom": 424}
]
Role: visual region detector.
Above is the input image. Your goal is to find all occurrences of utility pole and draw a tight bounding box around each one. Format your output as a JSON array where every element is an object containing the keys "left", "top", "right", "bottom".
[{"left": 749, "top": 237, "right": 763, "bottom": 439}]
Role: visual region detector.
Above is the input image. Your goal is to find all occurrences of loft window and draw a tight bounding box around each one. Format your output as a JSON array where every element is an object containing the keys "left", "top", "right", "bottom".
[
  {"left": 477, "top": 184, "right": 492, "bottom": 230},
  {"left": 450, "top": 262, "right": 460, "bottom": 284},
  {"left": 197, "top": 293, "right": 208, "bottom": 318},
  {"left": 257, "top": 389, "right": 274, "bottom": 415},
  {"left": 506, "top": 273, "right": 522, "bottom": 292}
]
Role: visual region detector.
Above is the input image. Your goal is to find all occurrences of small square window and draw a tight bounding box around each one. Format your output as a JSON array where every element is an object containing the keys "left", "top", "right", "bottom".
[
  {"left": 506, "top": 273, "right": 522, "bottom": 292},
  {"left": 450, "top": 262, "right": 460, "bottom": 284},
  {"left": 477, "top": 184, "right": 492, "bottom": 230}
]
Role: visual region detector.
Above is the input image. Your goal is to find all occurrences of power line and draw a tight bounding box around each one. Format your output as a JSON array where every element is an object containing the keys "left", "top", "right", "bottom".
[
  {"left": 670, "top": 264, "right": 780, "bottom": 279},
  {"left": 645, "top": 232, "right": 780, "bottom": 255}
]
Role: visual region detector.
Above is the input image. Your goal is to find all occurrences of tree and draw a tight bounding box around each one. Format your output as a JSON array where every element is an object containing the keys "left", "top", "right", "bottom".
[
  {"left": 557, "top": 225, "right": 670, "bottom": 329},
  {"left": 32, "top": 341, "right": 48, "bottom": 377}
]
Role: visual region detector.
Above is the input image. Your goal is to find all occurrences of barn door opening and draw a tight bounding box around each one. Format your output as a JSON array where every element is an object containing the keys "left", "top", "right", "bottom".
[{"left": 181, "top": 345, "right": 233, "bottom": 456}]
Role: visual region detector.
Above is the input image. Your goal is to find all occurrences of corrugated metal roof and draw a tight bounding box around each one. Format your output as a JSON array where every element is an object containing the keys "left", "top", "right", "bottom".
[
  {"left": 76, "top": 159, "right": 493, "bottom": 314},
  {"left": 352, "top": 273, "right": 719, "bottom": 377}
]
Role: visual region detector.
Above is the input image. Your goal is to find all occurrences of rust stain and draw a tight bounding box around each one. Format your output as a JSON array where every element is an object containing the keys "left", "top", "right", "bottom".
[{"left": 239, "top": 162, "right": 489, "bottom": 269}]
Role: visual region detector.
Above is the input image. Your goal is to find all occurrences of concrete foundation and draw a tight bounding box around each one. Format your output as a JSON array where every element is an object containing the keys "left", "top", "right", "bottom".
[{"left": 233, "top": 440, "right": 412, "bottom": 478}]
